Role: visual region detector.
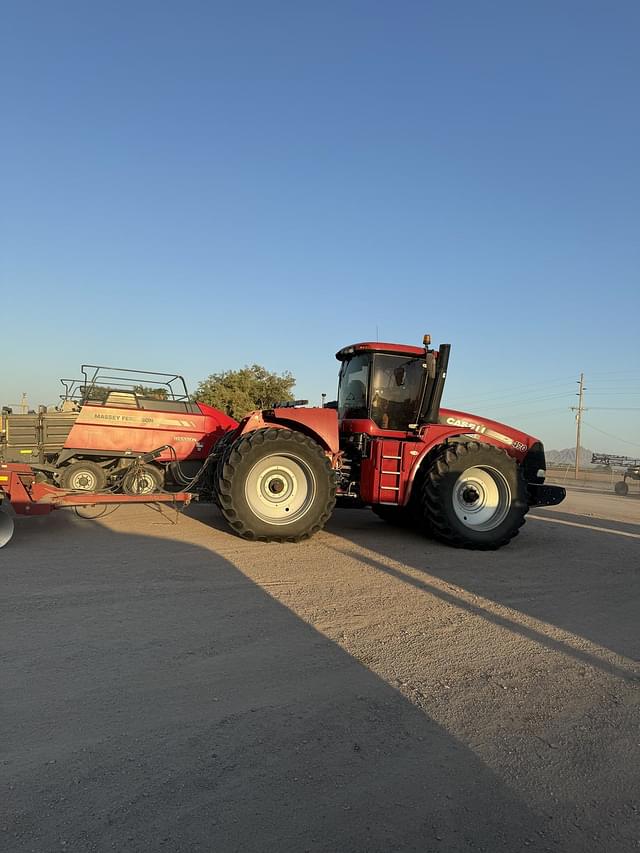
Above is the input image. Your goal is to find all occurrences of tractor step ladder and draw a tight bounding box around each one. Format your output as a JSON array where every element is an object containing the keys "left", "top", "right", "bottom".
[{"left": 379, "top": 451, "right": 403, "bottom": 504}]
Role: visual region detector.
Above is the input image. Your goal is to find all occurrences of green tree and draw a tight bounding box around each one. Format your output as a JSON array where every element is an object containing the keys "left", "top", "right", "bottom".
[
  {"left": 79, "top": 384, "right": 111, "bottom": 402},
  {"left": 133, "top": 385, "right": 168, "bottom": 400},
  {"left": 79, "top": 385, "right": 168, "bottom": 401},
  {"left": 195, "top": 364, "right": 296, "bottom": 419}
]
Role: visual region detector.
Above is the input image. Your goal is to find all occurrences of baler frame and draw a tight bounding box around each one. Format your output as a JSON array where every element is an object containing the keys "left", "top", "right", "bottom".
[
  {"left": 61, "top": 364, "right": 194, "bottom": 407},
  {"left": 0, "top": 461, "right": 195, "bottom": 547}
]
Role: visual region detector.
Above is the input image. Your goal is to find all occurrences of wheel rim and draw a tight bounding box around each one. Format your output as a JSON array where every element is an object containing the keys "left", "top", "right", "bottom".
[
  {"left": 128, "top": 471, "right": 156, "bottom": 494},
  {"left": 70, "top": 469, "right": 98, "bottom": 491},
  {"left": 452, "top": 465, "right": 511, "bottom": 531},
  {"left": 245, "top": 453, "right": 317, "bottom": 525}
]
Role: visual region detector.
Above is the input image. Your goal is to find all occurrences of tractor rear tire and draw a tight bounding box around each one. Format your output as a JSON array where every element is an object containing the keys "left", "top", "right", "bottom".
[
  {"left": 216, "top": 428, "right": 336, "bottom": 542},
  {"left": 122, "top": 464, "right": 164, "bottom": 496},
  {"left": 421, "top": 441, "right": 528, "bottom": 550},
  {"left": 211, "top": 429, "right": 239, "bottom": 505},
  {"left": 614, "top": 481, "right": 629, "bottom": 496},
  {"left": 61, "top": 460, "right": 107, "bottom": 492}
]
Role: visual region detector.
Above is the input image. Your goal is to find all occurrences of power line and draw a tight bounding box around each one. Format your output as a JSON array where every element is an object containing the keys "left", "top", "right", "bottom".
[
  {"left": 584, "top": 381, "right": 639, "bottom": 387},
  {"left": 462, "top": 379, "right": 576, "bottom": 404},
  {"left": 484, "top": 392, "right": 576, "bottom": 409},
  {"left": 448, "top": 395, "right": 572, "bottom": 413},
  {"left": 587, "top": 371, "right": 640, "bottom": 379},
  {"left": 505, "top": 407, "right": 569, "bottom": 418},
  {"left": 582, "top": 421, "right": 640, "bottom": 449}
]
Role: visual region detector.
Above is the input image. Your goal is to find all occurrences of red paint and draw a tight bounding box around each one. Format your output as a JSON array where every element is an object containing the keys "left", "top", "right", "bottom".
[
  {"left": 0, "top": 462, "right": 193, "bottom": 516},
  {"left": 359, "top": 438, "right": 407, "bottom": 504},
  {"left": 336, "top": 341, "right": 425, "bottom": 360},
  {"left": 340, "top": 418, "right": 411, "bottom": 440},
  {"left": 436, "top": 408, "right": 535, "bottom": 460},
  {"left": 63, "top": 401, "right": 237, "bottom": 462},
  {"left": 0, "top": 464, "right": 49, "bottom": 515},
  {"left": 342, "top": 409, "right": 534, "bottom": 460},
  {"left": 340, "top": 400, "right": 540, "bottom": 507},
  {"left": 237, "top": 397, "right": 541, "bottom": 508},
  {"left": 400, "top": 408, "right": 540, "bottom": 505},
  {"left": 269, "top": 407, "right": 339, "bottom": 455},
  {"left": 238, "top": 407, "right": 340, "bottom": 457}
]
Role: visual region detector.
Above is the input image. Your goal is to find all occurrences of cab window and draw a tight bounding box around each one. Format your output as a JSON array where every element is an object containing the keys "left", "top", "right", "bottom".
[
  {"left": 338, "top": 355, "right": 370, "bottom": 419},
  {"left": 370, "top": 355, "right": 424, "bottom": 430}
]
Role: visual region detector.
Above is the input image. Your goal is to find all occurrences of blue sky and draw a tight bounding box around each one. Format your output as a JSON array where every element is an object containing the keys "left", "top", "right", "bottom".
[{"left": 2, "top": 1, "right": 639, "bottom": 452}]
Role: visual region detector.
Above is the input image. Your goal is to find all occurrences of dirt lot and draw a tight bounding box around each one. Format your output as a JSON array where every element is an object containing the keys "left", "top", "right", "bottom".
[{"left": 2, "top": 485, "right": 639, "bottom": 852}]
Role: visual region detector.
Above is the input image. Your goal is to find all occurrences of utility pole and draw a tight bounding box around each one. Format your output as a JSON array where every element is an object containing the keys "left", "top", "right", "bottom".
[
  {"left": 8, "top": 393, "right": 29, "bottom": 414},
  {"left": 570, "top": 373, "right": 586, "bottom": 479},
  {"left": 321, "top": 393, "right": 327, "bottom": 408}
]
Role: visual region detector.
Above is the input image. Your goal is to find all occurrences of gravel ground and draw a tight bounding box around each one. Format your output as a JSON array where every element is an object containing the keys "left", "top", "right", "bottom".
[{"left": 2, "top": 486, "right": 639, "bottom": 852}]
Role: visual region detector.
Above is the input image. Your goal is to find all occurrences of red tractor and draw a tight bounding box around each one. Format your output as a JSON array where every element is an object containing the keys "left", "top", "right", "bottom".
[{"left": 213, "top": 336, "right": 565, "bottom": 549}]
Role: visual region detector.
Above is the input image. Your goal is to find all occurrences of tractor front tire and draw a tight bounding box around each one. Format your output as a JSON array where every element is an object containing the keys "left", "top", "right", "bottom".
[
  {"left": 216, "top": 428, "right": 336, "bottom": 542},
  {"left": 421, "top": 441, "right": 528, "bottom": 550},
  {"left": 61, "top": 460, "right": 107, "bottom": 492},
  {"left": 614, "top": 481, "right": 629, "bottom": 496}
]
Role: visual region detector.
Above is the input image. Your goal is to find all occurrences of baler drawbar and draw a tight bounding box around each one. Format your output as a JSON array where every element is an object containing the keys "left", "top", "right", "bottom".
[{"left": 0, "top": 455, "right": 196, "bottom": 548}]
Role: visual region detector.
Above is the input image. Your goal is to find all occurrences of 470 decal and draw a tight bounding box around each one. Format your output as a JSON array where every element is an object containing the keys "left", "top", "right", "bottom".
[{"left": 510, "top": 439, "right": 528, "bottom": 453}]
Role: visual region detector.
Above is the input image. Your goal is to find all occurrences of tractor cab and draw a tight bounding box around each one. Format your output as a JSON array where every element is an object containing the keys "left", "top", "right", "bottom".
[{"left": 336, "top": 338, "right": 449, "bottom": 433}]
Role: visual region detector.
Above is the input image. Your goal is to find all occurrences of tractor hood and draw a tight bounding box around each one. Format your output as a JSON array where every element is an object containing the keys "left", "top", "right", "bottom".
[{"left": 437, "top": 408, "right": 540, "bottom": 459}]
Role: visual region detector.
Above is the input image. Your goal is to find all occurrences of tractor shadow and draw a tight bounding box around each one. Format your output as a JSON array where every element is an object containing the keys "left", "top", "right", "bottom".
[
  {"left": 182, "top": 498, "right": 239, "bottom": 534},
  {"left": 3, "top": 514, "right": 546, "bottom": 853},
  {"left": 326, "top": 505, "right": 640, "bottom": 672}
]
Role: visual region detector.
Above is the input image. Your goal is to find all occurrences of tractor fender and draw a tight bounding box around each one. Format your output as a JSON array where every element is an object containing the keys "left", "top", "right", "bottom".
[
  {"left": 236, "top": 407, "right": 341, "bottom": 462},
  {"left": 402, "top": 416, "right": 539, "bottom": 506}
]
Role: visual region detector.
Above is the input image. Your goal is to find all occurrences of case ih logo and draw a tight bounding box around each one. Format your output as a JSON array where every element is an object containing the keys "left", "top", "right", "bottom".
[
  {"left": 441, "top": 415, "right": 529, "bottom": 453},
  {"left": 445, "top": 417, "right": 487, "bottom": 434}
]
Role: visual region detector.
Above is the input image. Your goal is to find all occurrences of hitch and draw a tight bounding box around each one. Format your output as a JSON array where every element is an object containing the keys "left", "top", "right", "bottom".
[
  {"left": 528, "top": 483, "right": 566, "bottom": 507},
  {"left": 0, "top": 459, "right": 196, "bottom": 548}
]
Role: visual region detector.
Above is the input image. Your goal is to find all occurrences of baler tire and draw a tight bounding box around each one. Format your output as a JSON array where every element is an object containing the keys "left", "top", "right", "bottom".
[
  {"left": 421, "top": 441, "right": 528, "bottom": 550},
  {"left": 122, "top": 464, "right": 164, "bottom": 496},
  {"left": 61, "top": 460, "right": 107, "bottom": 492},
  {"left": 614, "top": 481, "right": 629, "bottom": 496},
  {"left": 216, "top": 428, "right": 336, "bottom": 542}
]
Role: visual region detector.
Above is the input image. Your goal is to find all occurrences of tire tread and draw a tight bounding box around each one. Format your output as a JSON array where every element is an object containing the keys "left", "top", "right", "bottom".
[
  {"left": 420, "top": 441, "right": 528, "bottom": 550},
  {"left": 216, "top": 428, "right": 336, "bottom": 542}
]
